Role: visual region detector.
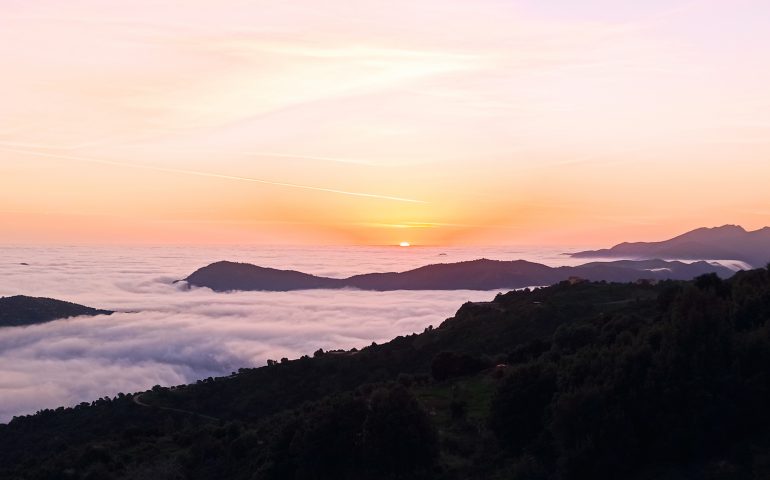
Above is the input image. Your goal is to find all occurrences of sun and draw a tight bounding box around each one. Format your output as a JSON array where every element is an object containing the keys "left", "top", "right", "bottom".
[{"left": 399, "top": 241, "right": 411, "bottom": 247}]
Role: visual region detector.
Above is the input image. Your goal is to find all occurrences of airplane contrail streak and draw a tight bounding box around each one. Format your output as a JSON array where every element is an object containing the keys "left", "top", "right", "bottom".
[
  {"left": 118, "top": 145, "right": 385, "bottom": 166},
  {"left": 0, "top": 146, "right": 426, "bottom": 204}
]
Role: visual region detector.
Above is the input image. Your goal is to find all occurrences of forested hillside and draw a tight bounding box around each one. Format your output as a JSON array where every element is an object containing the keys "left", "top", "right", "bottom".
[{"left": 3, "top": 267, "right": 770, "bottom": 479}]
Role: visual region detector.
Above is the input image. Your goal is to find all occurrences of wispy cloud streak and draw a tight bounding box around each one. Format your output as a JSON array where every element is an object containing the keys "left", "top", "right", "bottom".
[{"left": 0, "top": 146, "right": 426, "bottom": 204}]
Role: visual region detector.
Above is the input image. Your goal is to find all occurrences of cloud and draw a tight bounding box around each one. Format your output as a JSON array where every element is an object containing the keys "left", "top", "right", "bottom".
[
  {"left": 0, "top": 146, "right": 426, "bottom": 204},
  {"left": 0, "top": 246, "right": 503, "bottom": 422}
]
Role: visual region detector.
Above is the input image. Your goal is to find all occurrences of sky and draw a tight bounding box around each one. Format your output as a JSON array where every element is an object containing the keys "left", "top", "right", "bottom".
[{"left": 2, "top": 0, "right": 770, "bottom": 246}]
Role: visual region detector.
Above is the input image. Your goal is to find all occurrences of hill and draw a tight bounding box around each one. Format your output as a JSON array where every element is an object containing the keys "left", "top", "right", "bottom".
[
  {"left": 183, "top": 260, "right": 345, "bottom": 291},
  {"left": 571, "top": 224, "right": 770, "bottom": 267},
  {"left": 184, "top": 258, "right": 734, "bottom": 292},
  {"left": 0, "top": 295, "right": 113, "bottom": 327},
  {"left": 3, "top": 269, "right": 770, "bottom": 479}
]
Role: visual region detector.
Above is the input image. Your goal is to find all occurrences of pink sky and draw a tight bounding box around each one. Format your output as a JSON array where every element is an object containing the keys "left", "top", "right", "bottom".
[{"left": 2, "top": 0, "right": 770, "bottom": 246}]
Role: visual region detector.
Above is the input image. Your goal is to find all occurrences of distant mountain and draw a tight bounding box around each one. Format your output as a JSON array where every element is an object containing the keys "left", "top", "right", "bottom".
[
  {"left": 185, "top": 261, "right": 345, "bottom": 291},
  {"left": 0, "top": 296, "right": 112, "bottom": 327},
  {"left": 184, "top": 258, "right": 734, "bottom": 292},
  {"left": 571, "top": 225, "right": 770, "bottom": 267}
]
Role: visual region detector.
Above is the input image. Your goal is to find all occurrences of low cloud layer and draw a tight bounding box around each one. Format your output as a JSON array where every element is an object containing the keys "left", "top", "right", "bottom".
[{"left": 0, "top": 246, "right": 517, "bottom": 422}]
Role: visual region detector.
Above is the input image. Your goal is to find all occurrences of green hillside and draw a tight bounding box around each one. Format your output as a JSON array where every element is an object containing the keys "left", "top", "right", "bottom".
[{"left": 2, "top": 268, "right": 770, "bottom": 479}]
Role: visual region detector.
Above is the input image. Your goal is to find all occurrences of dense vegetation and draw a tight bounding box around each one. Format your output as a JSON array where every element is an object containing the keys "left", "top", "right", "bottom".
[
  {"left": 2, "top": 267, "right": 770, "bottom": 479},
  {"left": 0, "top": 295, "right": 112, "bottom": 327}
]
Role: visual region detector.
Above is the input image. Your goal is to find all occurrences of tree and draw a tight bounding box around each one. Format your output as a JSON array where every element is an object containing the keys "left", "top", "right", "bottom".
[
  {"left": 361, "top": 385, "right": 439, "bottom": 476},
  {"left": 490, "top": 362, "right": 557, "bottom": 451}
]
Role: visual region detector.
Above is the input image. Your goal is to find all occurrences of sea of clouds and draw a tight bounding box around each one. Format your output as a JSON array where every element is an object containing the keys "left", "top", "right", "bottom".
[{"left": 0, "top": 244, "right": 578, "bottom": 422}]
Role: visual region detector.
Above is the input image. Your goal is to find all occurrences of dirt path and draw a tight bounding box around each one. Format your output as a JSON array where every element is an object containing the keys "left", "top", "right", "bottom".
[{"left": 132, "top": 393, "right": 220, "bottom": 422}]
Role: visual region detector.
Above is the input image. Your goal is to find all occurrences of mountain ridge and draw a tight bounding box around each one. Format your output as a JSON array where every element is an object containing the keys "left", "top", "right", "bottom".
[
  {"left": 184, "top": 258, "right": 734, "bottom": 292},
  {"left": 571, "top": 224, "right": 770, "bottom": 267}
]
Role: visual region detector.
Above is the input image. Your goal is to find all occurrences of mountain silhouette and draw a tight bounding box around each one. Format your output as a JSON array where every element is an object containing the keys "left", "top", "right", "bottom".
[
  {"left": 571, "top": 225, "right": 770, "bottom": 267},
  {"left": 0, "top": 296, "right": 112, "bottom": 327},
  {"left": 184, "top": 258, "right": 733, "bottom": 292},
  {"left": 183, "top": 261, "right": 345, "bottom": 291}
]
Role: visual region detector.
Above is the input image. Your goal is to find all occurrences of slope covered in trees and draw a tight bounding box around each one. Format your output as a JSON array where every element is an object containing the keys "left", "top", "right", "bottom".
[{"left": 3, "top": 267, "right": 770, "bottom": 479}]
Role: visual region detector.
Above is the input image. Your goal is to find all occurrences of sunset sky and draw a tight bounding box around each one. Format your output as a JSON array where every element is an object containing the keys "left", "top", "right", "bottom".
[{"left": 2, "top": 0, "right": 770, "bottom": 246}]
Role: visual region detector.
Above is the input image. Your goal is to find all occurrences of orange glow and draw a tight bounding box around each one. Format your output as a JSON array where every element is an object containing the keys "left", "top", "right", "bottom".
[{"left": 2, "top": 1, "right": 770, "bottom": 246}]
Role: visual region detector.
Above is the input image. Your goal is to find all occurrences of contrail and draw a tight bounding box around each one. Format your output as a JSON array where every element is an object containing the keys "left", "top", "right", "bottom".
[
  {"left": 118, "top": 145, "right": 386, "bottom": 166},
  {"left": 0, "top": 146, "right": 426, "bottom": 204}
]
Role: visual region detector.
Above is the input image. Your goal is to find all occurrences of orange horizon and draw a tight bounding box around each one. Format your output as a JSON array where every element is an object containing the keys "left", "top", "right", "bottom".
[{"left": 3, "top": 1, "right": 770, "bottom": 246}]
